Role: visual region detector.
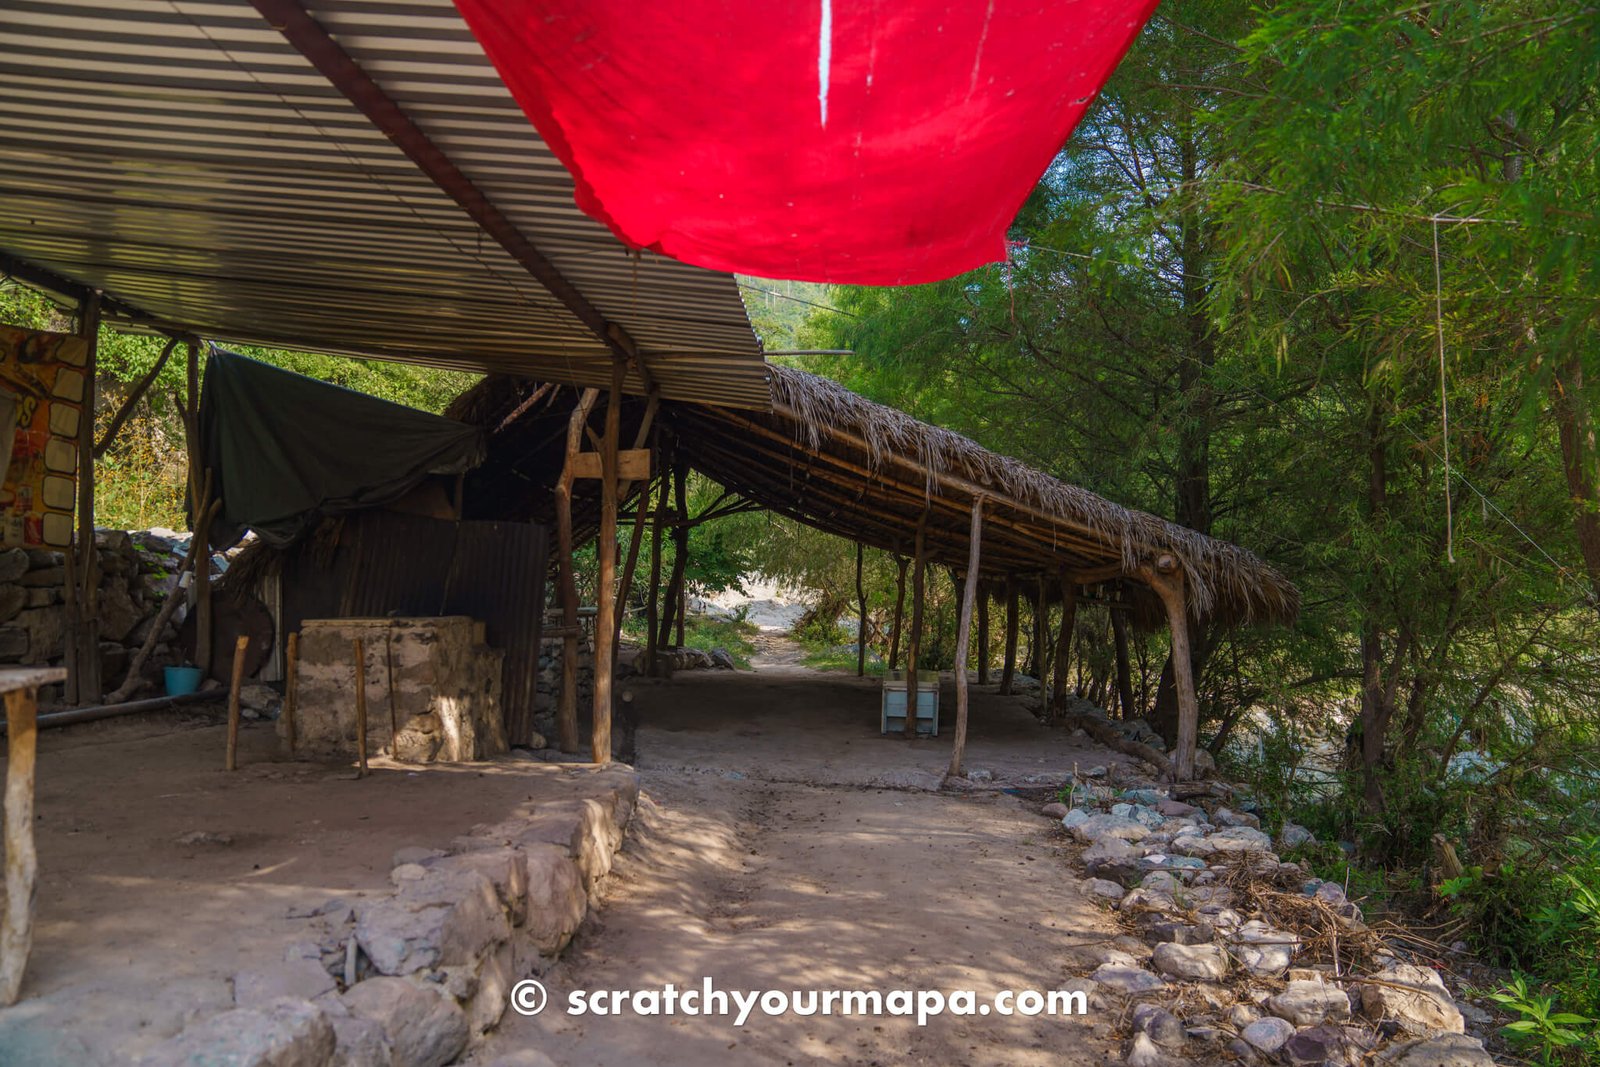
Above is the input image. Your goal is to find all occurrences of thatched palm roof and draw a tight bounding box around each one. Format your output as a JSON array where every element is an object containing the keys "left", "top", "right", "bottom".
[{"left": 448, "top": 369, "right": 1298, "bottom": 628}]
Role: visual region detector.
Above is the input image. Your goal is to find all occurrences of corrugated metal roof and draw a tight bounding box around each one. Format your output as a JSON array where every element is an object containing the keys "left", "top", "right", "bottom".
[{"left": 0, "top": 0, "right": 771, "bottom": 408}]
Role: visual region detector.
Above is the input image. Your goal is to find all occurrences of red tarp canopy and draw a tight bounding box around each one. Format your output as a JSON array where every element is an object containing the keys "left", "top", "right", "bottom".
[{"left": 454, "top": 0, "right": 1160, "bottom": 285}]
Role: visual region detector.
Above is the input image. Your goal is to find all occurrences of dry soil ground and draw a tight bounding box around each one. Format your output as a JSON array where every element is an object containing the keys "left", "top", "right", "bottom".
[
  {"left": 469, "top": 641, "right": 1129, "bottom": 1067},
  {"left": 0, "top": 709, "right": 633, "bottom": 1064}
]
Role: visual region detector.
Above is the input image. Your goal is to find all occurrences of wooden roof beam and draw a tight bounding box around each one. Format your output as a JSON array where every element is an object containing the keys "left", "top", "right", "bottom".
[{"left": 249, "top": 0, "right": 652, "bottom": 391}]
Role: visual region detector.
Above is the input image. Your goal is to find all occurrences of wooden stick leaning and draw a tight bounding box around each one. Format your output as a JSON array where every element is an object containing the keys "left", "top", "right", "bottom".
[
  {"left": 283, "top": 631, "right": 299, "bottom": 757},
  {"left": 353, "top": 638, "right": 369, "bottom": 778},
  {"left": 224, "top": 634, "right": 250, "bottom": 771},
  {"left": 384, "top": 625, "right": 399, "bottom": 753}
]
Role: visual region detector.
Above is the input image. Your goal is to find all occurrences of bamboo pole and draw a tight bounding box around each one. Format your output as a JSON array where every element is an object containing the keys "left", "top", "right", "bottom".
[
  {"left": 1140, "top": 556, "right": 1198, "bottom": 780},
  {"left": 224, "top": 634, "right": 249, "bottom": 771},
  {"left": 1000, "top": 576, "right": 1019, "bottom": 695},
  {"left": 904, "top": 516, "right": 927, "bottom": 738},
  {"left": 1051, "top": 568, "right": 1078, "bottom": 715},
  {"left": 283, "top": 630, "right": 299, "bottom": 756},
  {"left": 887, "top": 555, "right": 908, "bottom": 670},
  {"left": 976, "top": 583, "right": 990, "bottom": 686},
  {"left": 554, "top": 388, "right": 600, "bottom": 754},
  {"left": 855, "top": 542, "right": 867, "bottom": 677},
  {"left": 353, "top": 637, "right": 369, "bottom": 778},
  {"left": 1, "top": 675, "right": 59, "bottom": 1006},
  {"left": 591, "top": 363, "right": 624, "bottom": 765},
  {"left": 948, "top": 499, "right": 984, "bottom": 778}
]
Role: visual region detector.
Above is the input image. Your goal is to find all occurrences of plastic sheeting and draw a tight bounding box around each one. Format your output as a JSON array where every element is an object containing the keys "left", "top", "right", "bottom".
[
  {"left": 198, "top": 350, "right": 483, "bottom": 548},
  {"left": 452, "top": 0, "right": 1160, "bottom": 284}
]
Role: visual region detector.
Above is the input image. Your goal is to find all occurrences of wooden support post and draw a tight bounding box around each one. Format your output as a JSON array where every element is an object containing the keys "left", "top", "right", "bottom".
[
  {"left": 948, "top": 499, "right": 984, "bottom": 778},
  {"left": 644, "top": 451, "right": 668, "bottom": 675},
  {"left": 1051, "top": 568, "right": 1078, "bottom": 715},
  {"left": 1140, "top": 555, "right": 1198, "bottom": 780},
  {"left": 613, "top": 471, "right": 653, "bottom": 657},
  {"left": 384, "top": 625, "right": 400, "bottom": 752},
  {"left": 657, "top": 459, "right": 689, "bottom": 651},
  {"left": 1, "top": 669, "right": 63, "bottom": 1006},
  {"left": 887, "top": 555, "right": 908, "bottom": 670},
  {"left": 591, "top": 363, "right": 624, "bottom": 766},
  {"left": 1000, "top": 576, "right": 1019, "bottom": 695},
  {"left": 904, "top": 515, "right": 927, "bottom": 738},
  {"left": 554, "top": 388, "right": 599, "bottom": 754},
  {"left": 668, "top": 460, "right": 688, "bottom": 646},
  {"left": 1033, "top": 580, "right": 1049, "bottom": 683},
  {"left": 353, "top": 637, "right": 369, "bottom": 777},
  {"left": 855, "top": 542, "right": 867, "bottom": 677},
  {"left": 283, "top": 631, "right": 299, "bottom": 756},
  {"left": 611, "top": 398, "right": 660, "bottom": 659},
  {"left": 67, "top": 291, "right": 102, "bottom": 704},
  {"left": 1111, "top": 604, "right": 1135, "bottom": 720},
  {"left": 976, "top": 583, "right": 990, "bottom": 686},
  {"left": 224, "top": 634, "right": 249, "bottom": 771}
]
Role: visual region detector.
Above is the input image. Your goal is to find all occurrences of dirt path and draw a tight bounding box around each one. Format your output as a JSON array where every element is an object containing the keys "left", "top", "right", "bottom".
[{"left": 470, "top": 658, "right": 1126, "bottom": 1066}]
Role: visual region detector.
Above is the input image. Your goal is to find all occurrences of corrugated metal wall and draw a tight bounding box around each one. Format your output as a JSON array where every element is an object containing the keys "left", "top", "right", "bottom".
[{"left": 281, "top": 511, "right": 549, "bottom": 746}]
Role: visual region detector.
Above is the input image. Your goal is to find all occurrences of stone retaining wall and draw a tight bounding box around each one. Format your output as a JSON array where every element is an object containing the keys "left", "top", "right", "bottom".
[{"left": 150, "top": 765, "right": 642, "bottom": 1067}]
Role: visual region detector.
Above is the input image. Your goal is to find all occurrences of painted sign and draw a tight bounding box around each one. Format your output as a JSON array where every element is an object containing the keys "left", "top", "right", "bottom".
[{"left": 0, "top": 324, "right": 86, "bottom": 548}]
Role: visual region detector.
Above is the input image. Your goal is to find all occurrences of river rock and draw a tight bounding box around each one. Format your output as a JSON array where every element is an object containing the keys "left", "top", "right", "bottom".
[
  {"left": 1213, "top": 807, "right": 1260, "bottom": 829},
  {"left": 1357, "top": 964, "right": 1464, "bottom": 1035},
  {"left": 1229, "top": 919, "right": 1297, "bottom": 977},
  {"left": 1132, "top": 1003, "right": 1187, "bottom": 1048},
  {"left": 1070, "top": 813, "right": 1151, "bottom": 844},
  {"left": 148, "top": 998, "right": 335, "bottom": 1067},
  {"left": 1268, "top": 979, "right": 1352, "bottom": 1026},
  {"left": 355, "top": 867, "right": 509, "bottom": 976},
  {"left": 1152, "top": 942, "right": 1229, "bottom": 981},
  {"left": 1240, "top": 1016, "right": 1295, "bottom": 1053},
  {"left": 1279, "top": 822, "right": 1315, "bottom": 849},
  {"left": 1377, "top": 1033, "right": 1495, "bottom": 1066},
  {"left": 343, "top": 977, "right": 468, "bottom": 1067},
  {"left": 1089, "top": 963, "right": 1167, "bottom": 995},
  {"left": 1082, "top": 836, "right": 1143, "bottom": 884},
  {"left": 1203, "top": 826, "right": 1274, "bottom": 853}
]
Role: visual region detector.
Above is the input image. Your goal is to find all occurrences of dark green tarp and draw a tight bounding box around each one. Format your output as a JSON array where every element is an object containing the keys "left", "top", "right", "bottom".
[{"left": 198, "top": 349, "right": 484, "bottom": 548}]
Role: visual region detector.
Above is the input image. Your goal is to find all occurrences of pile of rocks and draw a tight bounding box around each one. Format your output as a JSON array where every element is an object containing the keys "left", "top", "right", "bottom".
[
  {"left": 1044, "top": 771, "right": 1499, "bottom": 1067},
  {"left": 533, "top": 634, "right": 594, "bottom": 729},
  {"left": 150, "top": 766, "right": 640, "bottom": 1067},
  {"left": 0, "top": 528, "right": 219, "bottom": 702}
]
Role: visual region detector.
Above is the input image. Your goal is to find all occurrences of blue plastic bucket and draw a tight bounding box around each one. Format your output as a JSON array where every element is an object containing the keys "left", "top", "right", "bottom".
[{"left": 164, "top": 665, "right": 204, "bottom": 696}]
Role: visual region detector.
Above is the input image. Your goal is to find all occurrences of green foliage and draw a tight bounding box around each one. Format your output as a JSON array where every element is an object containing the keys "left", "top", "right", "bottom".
[
  {"left": 1486, "top": 975, "right": 1596, "bottom": 1066},
  {"left": 2, "top": 277, "right": 477, "bottom": 530}
]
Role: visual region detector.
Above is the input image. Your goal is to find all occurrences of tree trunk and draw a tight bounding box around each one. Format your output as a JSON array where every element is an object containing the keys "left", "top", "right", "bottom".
[
  {"left": 1111, "top": 604, "right": 1135, "bottom": 719},
  {"left": 904, "top": 517, "right": 927, "bottom": 737},
  {"left": 1552, "top": 352, "right": 1600, "bottom": 615},
  {"left": 1050, "top": 570, "right": 1077, "bottom": 714},
  {"left": 1000, "top": 577, "right": 1019, "bottom": 694},
  {"left": 976, "top": 583, "right": 990, "bottom": 686},
  {"left": 855, "top": 542, "right": 867, "bottom": 677},
  {"left": 591, "top": 366, "right": 624, "bottom": 765},
  {"left": 947, "top": 499, "right": 984, "bottom": 777},
  {"left": 887, "top": 555, "right": 908, "bottom": 670}
]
